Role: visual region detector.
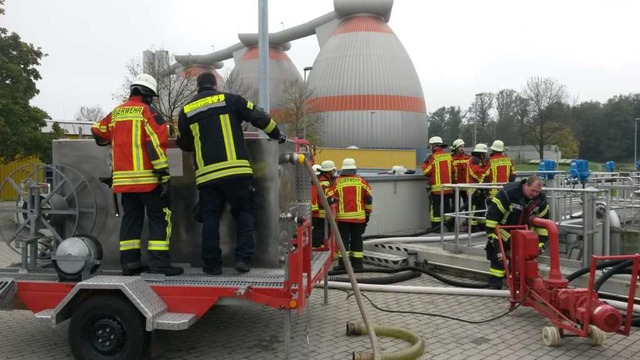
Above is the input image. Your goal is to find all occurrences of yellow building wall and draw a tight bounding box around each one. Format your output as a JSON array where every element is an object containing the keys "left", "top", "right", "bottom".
[
  {"left": 315, "top": 148, "right": 416, "bottom": 169},
  {"left": 0, "top": 156, "right": 43, "bottom": 201}
]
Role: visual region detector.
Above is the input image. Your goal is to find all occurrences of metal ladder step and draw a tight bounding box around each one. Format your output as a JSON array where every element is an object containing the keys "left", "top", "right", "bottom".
[
  {"left": 153, "top": 312, "right": 197, "bottom": 330},
  {"left": 363, "top": 250, "right": 408, "bottom": 268},
  {"left": 0, "top": 278, "right": 17, "bottom": 309}
]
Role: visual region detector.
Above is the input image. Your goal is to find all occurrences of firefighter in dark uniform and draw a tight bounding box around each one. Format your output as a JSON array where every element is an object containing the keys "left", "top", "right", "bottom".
[
  {"left": 176, "top": 72, "right": 286, "bottom": 275},
  {"left": 484, "top": 175, "right": 549, "bottom": 289},
  {"left": 92, "top": 73, "right": 183, "bottom": 276}
]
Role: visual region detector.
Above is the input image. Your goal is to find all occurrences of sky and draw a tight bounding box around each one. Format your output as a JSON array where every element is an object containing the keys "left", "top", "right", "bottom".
[{"left": 4, "top": 0, "right": 640, "bottom": 120}]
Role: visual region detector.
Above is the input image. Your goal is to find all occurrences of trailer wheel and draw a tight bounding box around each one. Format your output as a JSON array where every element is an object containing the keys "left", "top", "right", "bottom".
[
  {"left": 588, "top": 325, "right": 606, "bottom": 346},
  {"left": 541, "top": 326, "right": 561, "bottom": 346},
  {"left": 69, "top": 295, "right": 149, "bottom": 360}
]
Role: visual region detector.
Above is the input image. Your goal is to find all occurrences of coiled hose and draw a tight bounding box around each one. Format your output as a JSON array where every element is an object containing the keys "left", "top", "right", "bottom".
[
  {"left": 347, "top": 321, "right": 425, "bottom": 360},
  {"left": 329, "top": 266, "right": 490, "bottom": 288}
]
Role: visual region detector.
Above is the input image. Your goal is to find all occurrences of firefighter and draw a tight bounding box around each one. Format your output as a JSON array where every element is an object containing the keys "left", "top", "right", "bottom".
[
  {"left": 176, "top": 72, "right": 286, "bottom": 275},
  {"left": 484, "top": 175, "right": 549, "bottom": 289},
  {"left": 311, "top": 160, "right": 337, "bottom": 248},
  {"left": 422, "top": 136, "right": 454, "bottom": 231},
  {"left": 487, "top": 140, "right": 516, "bottom": 199},
  {"left": 450, "top": 138, "right": 470, "bottom": 219},
  {"left": 328, "top": 158, "right": 372, "bottom": 270},
  {"left": 91, "top": 73, "right": 183, "bottom": 276},
  {"left": 466, "top": 144, "right": 490, "bottom": 232}
]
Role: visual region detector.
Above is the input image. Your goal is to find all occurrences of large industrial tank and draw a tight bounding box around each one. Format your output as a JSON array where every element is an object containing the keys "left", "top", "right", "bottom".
[
  {"left": 307, "top": 9, "right": 427, "bottom": 155},
  {"left": 228, "top": 44, "right": 302, "bottom": 119}
]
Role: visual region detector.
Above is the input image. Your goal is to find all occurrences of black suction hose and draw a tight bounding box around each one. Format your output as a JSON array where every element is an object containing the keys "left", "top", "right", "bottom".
[
  {"left": 363, "top": 225, "right": 441, "bottom": 241},
  {"left": 330, "top": 266, "right": 490, "bottom": 289},
  {"left": 594, "top": 260, "right": 633, "bottom": 292},
  {"left": 565, "top": 259, "right": 627, "bottom": 282},
  {"left": 329, "top": 271, "right": 422, "bottom": 285}
]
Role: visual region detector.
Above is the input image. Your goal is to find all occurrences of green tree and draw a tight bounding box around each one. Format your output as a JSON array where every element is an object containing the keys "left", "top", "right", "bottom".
[
  {"left": 0, "top": 0, "right": 52, "bottom": 163},
  {"left": 469, "top": 92, "right": 494, "bottom": 144},
  {"left": 427, "top": 107, "right": 447, "bottom": 140},
  {"left": 495, "top": 89, "right": 518, "bottom": 144}
]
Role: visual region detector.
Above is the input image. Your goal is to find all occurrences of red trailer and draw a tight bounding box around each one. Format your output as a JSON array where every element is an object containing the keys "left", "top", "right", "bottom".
[{"left": 0, "top": 219, "right": 334, "bottom": 359}]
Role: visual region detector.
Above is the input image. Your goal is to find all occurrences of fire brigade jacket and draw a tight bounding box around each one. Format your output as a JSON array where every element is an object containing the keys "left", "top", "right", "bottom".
[
  {"left": 422, "top": 147, "right": 453, "bottom": 194},
  {"left": 176, "top": 89, "right": 282, "bottom": 187},
  {"left": 488, "top": 153, "right": 516, "bottom": 184},
  {"left": 451, "top": 153, "right": 470, "bottom": 184},
  {"left": 485, "top": 179, "right": 549, "bottom": 244},
  {"left": 328, "top": 175, "right": 372, "bottom": 223},
  {"left": 466, "top": 155, "right": 489, "bottom": 184},
  {"left": 311, "top": 173, "right": 333, "bottom": 219},
  {"left": 91, "top": 96, "right": 169, "bottom": 193}
]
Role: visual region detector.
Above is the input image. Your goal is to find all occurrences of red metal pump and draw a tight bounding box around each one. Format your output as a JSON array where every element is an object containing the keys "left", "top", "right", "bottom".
[{"left": 497, "top": 218, "right": 640, "bottom": 346}]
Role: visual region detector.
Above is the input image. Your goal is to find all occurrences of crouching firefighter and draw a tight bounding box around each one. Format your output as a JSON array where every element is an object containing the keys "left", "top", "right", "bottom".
[
  {"left": 484, "top": 175, "right": 549, "bottom": 289},
  {"left": 91, "top": 73, "right": 183, "bottom": 276}
]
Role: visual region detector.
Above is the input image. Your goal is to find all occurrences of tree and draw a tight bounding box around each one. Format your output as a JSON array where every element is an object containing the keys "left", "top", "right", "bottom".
[
  {"left": 427, "top": 107, "right": 447, "bottom": 139},
  {"left": 469, "top": 92, "right": 494, "bottom": 144},
  {"left": 115, "top": 50, "right": 197, "bottom": 137},
  {"left": 279, "top": 79, "right": 323, "bottom": 145},
  {"left": 522, "top": 77, "right": 568, "bottom": 159},
  {"left": 495, "top": 89, "right": 519, "bottom": 144},
  {"left": 0, "top": 0, "right": 53, "bottom": 163},
  {"left": 514, "top": 94, "right": 530, "bottom": 146},
  {"left": 74, "top": 105, "right": 104, "bottom": 122}
]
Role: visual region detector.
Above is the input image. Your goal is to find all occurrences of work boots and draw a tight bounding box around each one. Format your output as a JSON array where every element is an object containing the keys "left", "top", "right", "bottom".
[
  {"left": 351, "top": 257, "right": 364, "bottom": 270},
  {"left": 332, "top": 257, "right": 345, "bottom": 271},
  {"left": 148, "top": 265, "right": 184, "bottom": 276},
  {"left": 234, "top": 261, "right": 251, "bottom": 273},
  {"left": 487, "top": 276, "right": 504, "bottom": 290}
]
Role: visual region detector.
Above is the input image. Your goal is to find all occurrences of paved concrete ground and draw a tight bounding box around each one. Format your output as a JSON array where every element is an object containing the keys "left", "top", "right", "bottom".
[{"left": 1, "top": 209, "right": 640, "bottom": 359}]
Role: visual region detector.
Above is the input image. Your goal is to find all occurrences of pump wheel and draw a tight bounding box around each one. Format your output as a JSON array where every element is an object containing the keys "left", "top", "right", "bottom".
[
  {"left": 588, "top": 325, "right": 606, "bottom": 346},
  {"left": 541, "top": 326, "right": 561, "bottom": 346},
  {"left": 69, "top": 295, "right": 149, "bottom": 360}
]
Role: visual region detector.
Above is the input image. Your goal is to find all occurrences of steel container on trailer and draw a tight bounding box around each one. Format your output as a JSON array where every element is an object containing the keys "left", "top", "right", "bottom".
[{"left": 51, "top": 138, "right": 309, "bottom": 268}]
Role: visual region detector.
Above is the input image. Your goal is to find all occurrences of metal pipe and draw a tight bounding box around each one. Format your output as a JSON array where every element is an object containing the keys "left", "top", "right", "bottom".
[
  {"left": 530, "top": 217, "right": 565, "bottom": 286},
  {"left": 322, "top": 282, "right": 510, "bottom": 297},
  {"left": 301, "top": 156, "right": 381, "bottom": 359},
  {"left": 365, "top": 232, "right": 485, "bottom": 246},
  {"left": 258, "top": 0, "right": 270, "bottom": 112}
]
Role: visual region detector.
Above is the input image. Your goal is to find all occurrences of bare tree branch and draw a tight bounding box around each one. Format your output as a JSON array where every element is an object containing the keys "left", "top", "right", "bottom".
[{"left": 74, "top": 105, "right": 105, "bottom": 122}]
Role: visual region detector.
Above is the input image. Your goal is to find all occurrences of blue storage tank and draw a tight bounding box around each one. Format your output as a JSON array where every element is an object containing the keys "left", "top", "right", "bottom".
[
  {"left": 636, "top": 161, "right": 640, "bottom": 170},
  {"left": 537, "top": 159, "right": 557, "bottom": 180}
]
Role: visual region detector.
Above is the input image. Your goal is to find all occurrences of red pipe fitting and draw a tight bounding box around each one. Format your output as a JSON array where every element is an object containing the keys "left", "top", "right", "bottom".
[{"left": 529, "top": 217, "right": 567, "bottom": 288}]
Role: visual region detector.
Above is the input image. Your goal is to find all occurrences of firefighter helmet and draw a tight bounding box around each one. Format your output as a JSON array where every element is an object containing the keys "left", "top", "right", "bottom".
[
  {"left": 312, "top": 164, "right": 322, "bottom": 176},
  {"left": 320, "top": 160, "right": 336, "bottom": 172},
  {"left": 452, "top": 139, "right": 465, "bottom": 149},
  {"left": 472, "top": 144, "right": 488, "bottom": 153},
  {"left": 491, "top": 140, "right": 505, "bottom": 152},
  {"left": 341, "top": 158, "right": 357, "bottom": 170},
  {"left": 428, "top": 136, "right": 444, "bottom": 145},
  {"left": 130, "top": 73, "right": 158, "bottom": 97}
]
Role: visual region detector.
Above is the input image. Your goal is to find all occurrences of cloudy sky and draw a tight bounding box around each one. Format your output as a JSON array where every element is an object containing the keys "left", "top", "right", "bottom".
[{"left": 4, "top": 0, "right": 640, "bottom": 120}]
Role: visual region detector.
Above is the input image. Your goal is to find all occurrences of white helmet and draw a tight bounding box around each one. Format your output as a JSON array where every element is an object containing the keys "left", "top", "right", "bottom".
[
  {"left": 428, "top": 136, "right": 444, "bottom": 145},
  {"left": 131, "top": 73, "right": 158, "bottom": 96},
  {"left": 320, "top": 160, "right": 336, "bottom": 172},
  {"left": 312, "top": 164, "right": 322, "bottom": 176},
  {"left": 490, "top": 140, "right": 505, "bottom": 152},
  {"left": 341, "top": 158, "right": 357, "bottom": 170},
  {"left": 472, "top": 144, "right": 488, "bottom": 153},
  {"left": 452, "top": 139, "right": 465, "bottom": 149}
]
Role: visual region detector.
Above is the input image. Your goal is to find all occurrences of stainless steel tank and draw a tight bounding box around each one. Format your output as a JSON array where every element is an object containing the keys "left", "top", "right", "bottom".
[{"left": 52, "top": 136, "right": 309, "bottom": 269}]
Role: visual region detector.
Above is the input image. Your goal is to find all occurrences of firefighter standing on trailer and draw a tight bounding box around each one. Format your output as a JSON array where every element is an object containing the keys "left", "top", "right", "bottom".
[
  {"left": 422, "top": 136, "right": 454, "bottom": 231},
  {"left": 91, "top": 73, "right": 183, "bottom": 276},
  {"left": 451, "top": 139, "right": 470, "bottom": 222},
  {"left": 487, "top": 140, "right": 516, "bottom": 199},
  {"left": 328, "top": 158, "right": 372, "bottom": 270},
  {"left": 484, "top": 175, "right": 549, "bottom": 289},
  {"left": 466, "top": 144, "right": 490, "bottom": 232},
  {"left": 176, "top": 72, "right": 286, "bottom": 276},
  {"left": 311, "top": 160, "right": 337, "bottom": 248}
]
